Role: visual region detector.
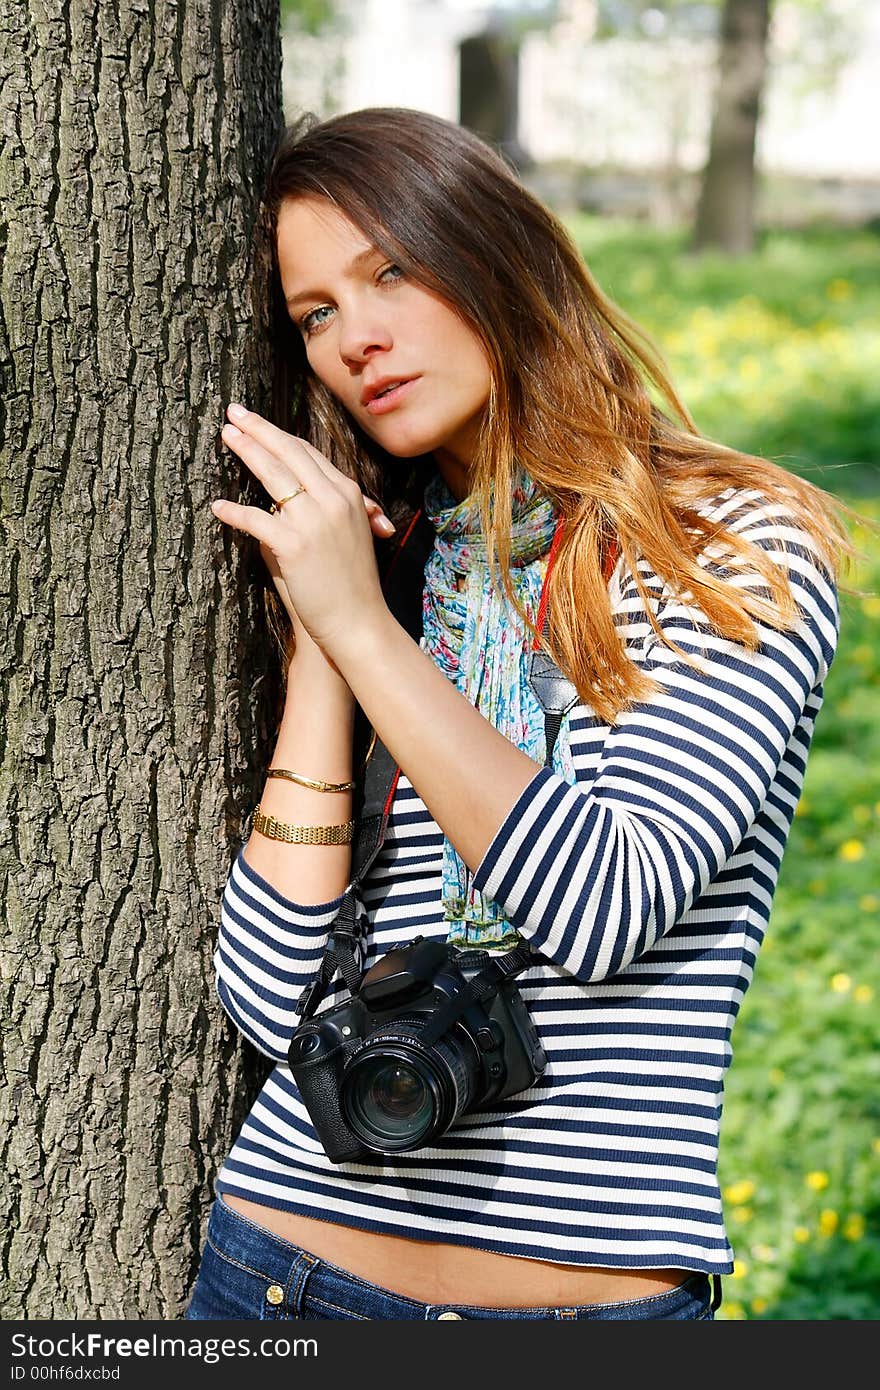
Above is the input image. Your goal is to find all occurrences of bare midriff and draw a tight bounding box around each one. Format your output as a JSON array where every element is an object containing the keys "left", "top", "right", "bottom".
[{"left": 222, "top": 1195, "right": 686, "bottom": 1307}]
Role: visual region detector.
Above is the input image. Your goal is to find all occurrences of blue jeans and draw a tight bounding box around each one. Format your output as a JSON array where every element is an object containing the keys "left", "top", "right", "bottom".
[{"left": 184, "top": 1194, "right": 719, "bottom": 1321}]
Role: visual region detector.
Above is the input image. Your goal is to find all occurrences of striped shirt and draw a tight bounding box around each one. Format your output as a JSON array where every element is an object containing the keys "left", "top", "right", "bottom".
[{"left": 213, "top": 488, "right": 838, "bottom": 1274}]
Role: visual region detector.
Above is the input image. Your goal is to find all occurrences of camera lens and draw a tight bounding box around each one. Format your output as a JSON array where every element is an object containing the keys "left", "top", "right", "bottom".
[
  {"left": 346, "top": 1055, "right": 435, "bottom": 1146},
  {"left": 341, "top": 1019, "right": 476, "bottom": 1153}
]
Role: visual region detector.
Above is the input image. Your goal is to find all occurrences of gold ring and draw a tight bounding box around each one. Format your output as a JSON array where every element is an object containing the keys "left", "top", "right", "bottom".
[{"left": 269, "top": 486, "right": 305, "bottom": 514}]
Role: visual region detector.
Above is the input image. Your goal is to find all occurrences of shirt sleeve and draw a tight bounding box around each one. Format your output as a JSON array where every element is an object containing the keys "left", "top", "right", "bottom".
[
  {"left": 213, "top": 847, "right": 353, "bottom": 1061},
  {"left": 471, "top": 513, "right": 839, "bottom": 984}
]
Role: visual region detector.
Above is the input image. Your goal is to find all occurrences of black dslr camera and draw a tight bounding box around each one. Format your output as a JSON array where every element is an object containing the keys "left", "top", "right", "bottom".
[{"left": 288, "top": 935, "right": 546, "bottom": 1163}]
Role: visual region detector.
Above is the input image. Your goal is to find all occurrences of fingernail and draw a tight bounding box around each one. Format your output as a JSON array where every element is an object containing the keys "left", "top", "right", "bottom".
[
  {"left": 378, "top": 516, "right": 396, "bottom": 535},
  {"left": 228, "top": 402, "right": 248, "bottom": 420},
  {"left": 222, "top": 423, "right": 241, "bottom": 439}
]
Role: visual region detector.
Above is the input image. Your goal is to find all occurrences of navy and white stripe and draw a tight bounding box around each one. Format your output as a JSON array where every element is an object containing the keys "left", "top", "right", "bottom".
[{"left": 213, "top": 489, "right": 838, "bottom": 1273}]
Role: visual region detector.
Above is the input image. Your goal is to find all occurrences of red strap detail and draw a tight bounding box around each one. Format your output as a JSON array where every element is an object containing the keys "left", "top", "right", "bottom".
[
  {"left": 368, "top": 514, "right": 422, "bottom": 807},
  {"left": 603, "top": 536, "right": 620, "bottom": 582},
  {"left": 383, "top": 766, "right": 401, "bottom": 819},
  {"left": 382, "top": 506, "right": 423, "bottom": 583},
  {"left": 531, "top": 520, "right": 619, "bottom": 650},
  {"left": 532, "top": 517, "right": 566, "bottom": 650}
]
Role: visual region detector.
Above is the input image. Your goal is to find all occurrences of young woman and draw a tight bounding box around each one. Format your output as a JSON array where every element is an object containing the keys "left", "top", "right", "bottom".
[{"left": 185, "top": 107, "right": 845, "bottom": 1322}]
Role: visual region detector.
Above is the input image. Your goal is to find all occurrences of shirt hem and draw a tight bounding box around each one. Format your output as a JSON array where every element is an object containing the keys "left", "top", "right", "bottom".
[{"left": 213, "top": 1176, "right": 735, "bottom": 1276}]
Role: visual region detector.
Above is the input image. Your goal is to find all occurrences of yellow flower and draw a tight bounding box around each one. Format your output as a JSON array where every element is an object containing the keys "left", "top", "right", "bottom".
[
  {"left": 794, "top": 797, "right": 810, "bottom": 816},
  {"left": 751, "top": 1243, "right": 776, "bottom": 1263},
  {"left": 862, "top": 597, "right": 880, "bottom": 620},
  {"left": 872, "top": 1138, "right": 880, "bottom": 1157},
  {"left": 805, "top": 1171, "right": 829, "bottom": 1191},
  {"left": 724, "top": 1179, "right": 756, "bottom": 1205},
  {"left": 818, "top": 1209, "right": 839, "bottom": 1237},
  {"left": 825, "top": 278, "right": 853, "bottom": 301},
  {"left": 843, "top": 1214, "right": 865, "bottom": 1241},
  {"left": 838, "top": 840, "right": 865, "bottom": 862},
  {"left": 859, "top": 895, "right": 878, "bottom": 913},
  {"left": 722, "top": 1300, "right": 746, "bottom": 1320},
  {"left": 732, "top": 1206, "right": 753, "bottom": 1224},
  {"left": 751, "top": 1297, "right": 769, "bottom": 1314},
  {"left": 768, "top": 1067, "right": 785, "bottom": 1085},
  {"left": 732, "top": 1259, "right": 749, "bottom": 1279},
  {"left": 854, "top": 985, "right": 874, "bottom": 1004},
  {"left": 793, "top": 1226, "right": 811, "bottom": 1243},
  {"left": 850, "top": 645, "right": 873, "bottom": 666},
  {"left": 830, "top": 973, "right": 852, "bottom": 994}
]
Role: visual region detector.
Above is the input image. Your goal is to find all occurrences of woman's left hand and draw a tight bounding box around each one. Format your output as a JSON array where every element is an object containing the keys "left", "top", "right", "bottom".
[{"left": 212, "top": 403, "right": 394, "bottom": 658}]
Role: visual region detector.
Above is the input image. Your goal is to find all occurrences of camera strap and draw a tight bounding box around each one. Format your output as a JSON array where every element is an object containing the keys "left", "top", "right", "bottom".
[
  {"left": 295, "top": 504, "right": 616, "bottom": 1023},
  {"left": 417, "top": 940, "right": 536, "bottom": 1047}
]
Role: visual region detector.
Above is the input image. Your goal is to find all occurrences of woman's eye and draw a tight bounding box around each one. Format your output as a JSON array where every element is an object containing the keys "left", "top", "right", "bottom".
[
  {"left": 298, "top": 265, "right": 403, "bottom": 336},
  {"left": 300, "top": 305, "right": 333, "bottom": 336}
]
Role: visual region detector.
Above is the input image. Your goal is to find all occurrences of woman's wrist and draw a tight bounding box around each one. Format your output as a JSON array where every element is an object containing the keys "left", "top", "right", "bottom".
[{"left": 287, "top": 637, "right": 356, "bottom": 703}]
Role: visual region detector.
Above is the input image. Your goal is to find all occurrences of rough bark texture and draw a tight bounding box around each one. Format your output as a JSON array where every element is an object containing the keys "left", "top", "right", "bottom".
[
  {"left": 692, "top": 0, "right": 771, "bottom": 254},
  {"left": 1, "top": 0, "right": 285, "bottom": 1318}
]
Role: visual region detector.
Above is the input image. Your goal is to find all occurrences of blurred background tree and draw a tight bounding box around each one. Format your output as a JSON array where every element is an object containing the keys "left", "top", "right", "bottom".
[{"left": 692, "top": 0, "right": 772, "bottom": 254}]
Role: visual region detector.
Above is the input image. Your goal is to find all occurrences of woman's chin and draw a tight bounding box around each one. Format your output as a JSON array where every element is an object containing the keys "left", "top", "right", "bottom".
[{"left": 366, "top": 429, "right": 443, "bottom": 460}]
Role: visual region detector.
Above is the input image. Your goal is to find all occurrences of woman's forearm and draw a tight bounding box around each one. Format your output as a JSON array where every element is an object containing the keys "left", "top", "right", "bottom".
[
  {"left": 328, "top": 608, "right": 543, "bottom": 875},
  {"left": 242, "top": 648, "right": 357, "bottom": 905}
]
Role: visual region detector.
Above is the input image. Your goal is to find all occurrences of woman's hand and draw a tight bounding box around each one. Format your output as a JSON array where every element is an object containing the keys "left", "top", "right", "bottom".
[{"left": 212, "top": 403, "right": 396, "bottom": 658}]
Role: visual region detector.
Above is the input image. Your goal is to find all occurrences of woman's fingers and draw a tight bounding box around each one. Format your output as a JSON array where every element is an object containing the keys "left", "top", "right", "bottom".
[
  {"left": 224, "top": 404, "right": 335, "bottom": 495},
  {"left": 213, "top": 483, "right": 394, "bottom": 539},
  {"left": 219, "top": 404, "right": 395, "bottom": 533},
  {"left": 210, "top": 497, "right": 288, "bottom": 545},
  {"left": 364, "top": 497, "right": 396, "bottom": 536},
  {"left": 219, "top": 422, "right": 287, "bottom": 488}
]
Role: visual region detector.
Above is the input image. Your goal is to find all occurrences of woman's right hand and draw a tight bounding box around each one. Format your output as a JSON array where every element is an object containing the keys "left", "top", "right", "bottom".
[{"left": 261, "top": 494, "right": 395, "bottom": 656}]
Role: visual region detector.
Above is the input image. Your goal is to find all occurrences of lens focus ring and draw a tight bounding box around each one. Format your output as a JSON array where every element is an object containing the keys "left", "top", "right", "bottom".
[{"left": 340, "top": 1017, "right": 476, "bottom": 1153}]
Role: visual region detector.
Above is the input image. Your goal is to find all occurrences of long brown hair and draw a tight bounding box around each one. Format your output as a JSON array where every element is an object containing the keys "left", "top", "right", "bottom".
[{"left": 257, "top": 106, "right": 851, "bottom": 722}]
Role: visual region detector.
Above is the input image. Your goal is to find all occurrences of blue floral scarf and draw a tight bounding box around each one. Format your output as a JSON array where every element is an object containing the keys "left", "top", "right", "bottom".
[{"left": 420, "top": 468, "right": 575, "bottom": 950}]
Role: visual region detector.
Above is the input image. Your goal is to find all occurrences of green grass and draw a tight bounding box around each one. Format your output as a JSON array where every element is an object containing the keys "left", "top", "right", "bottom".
[{"left": 566, "top": 217, "right": 880, "bottom": 1319}]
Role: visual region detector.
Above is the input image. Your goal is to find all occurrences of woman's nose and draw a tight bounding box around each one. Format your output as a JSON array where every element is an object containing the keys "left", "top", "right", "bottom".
[{"left": 337, "top": 310, "right": 393, "bottom": 365}]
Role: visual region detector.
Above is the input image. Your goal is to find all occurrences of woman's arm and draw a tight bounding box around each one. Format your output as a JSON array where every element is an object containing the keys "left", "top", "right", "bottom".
[
  {"left": 327, "top": 615, "right": 544, "bottom": 872},
  {"left": 214, "top": 644, "right": 359, "bottom": 1058},
  {"left": 241, "top": 644, "right": 357, "bottom": 905}
]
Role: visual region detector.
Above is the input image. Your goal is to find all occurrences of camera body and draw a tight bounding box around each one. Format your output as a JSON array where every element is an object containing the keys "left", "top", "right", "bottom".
[{"left": 288, "top": 935, "right": 546, "bottom": 1163}]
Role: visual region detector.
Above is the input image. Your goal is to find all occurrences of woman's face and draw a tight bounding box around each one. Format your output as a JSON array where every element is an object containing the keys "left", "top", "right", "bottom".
[{"left": 276, "top": 196, "right": 493, "bottom": 480}]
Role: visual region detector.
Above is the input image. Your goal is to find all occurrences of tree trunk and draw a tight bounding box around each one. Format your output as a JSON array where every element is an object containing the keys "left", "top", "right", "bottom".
[
  {"left": 459, "top": 30, "right": 530, "bottom": 172},
  {"left": 1, "top": 0, "right": 284, "bottom": 1318},
  {"left": 691, "top": 0, "right": 771, "bottom": 254}
]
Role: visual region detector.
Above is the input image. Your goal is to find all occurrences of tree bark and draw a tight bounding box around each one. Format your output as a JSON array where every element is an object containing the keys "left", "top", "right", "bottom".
[
  {"left": 1, "top": 0, "right": 284, "bottom": 1318},
  {"left": 691, "top": 0, "right": 771, "bottom": 254}
]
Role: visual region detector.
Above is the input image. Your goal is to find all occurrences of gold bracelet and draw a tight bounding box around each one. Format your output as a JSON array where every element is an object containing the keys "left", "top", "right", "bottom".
[
  {"left": 267, "top": 768, "right": 356, "bottom": 793},
  {"left": 253, "top": 806, "right": 355, "bottom": 844}
]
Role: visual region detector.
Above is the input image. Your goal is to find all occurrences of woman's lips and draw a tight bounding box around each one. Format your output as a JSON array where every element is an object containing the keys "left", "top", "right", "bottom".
[{"left": 364, "top": 378, "right": 419, "bottom": 415}]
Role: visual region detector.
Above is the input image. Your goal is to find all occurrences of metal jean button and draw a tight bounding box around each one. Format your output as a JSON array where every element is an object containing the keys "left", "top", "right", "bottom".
[
  {"left": 266, "top": 1284, "right": 285, "bottom": 1306},
  {"left": 437, "top": 1311, "right": 463, "bottom": 1319}
]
